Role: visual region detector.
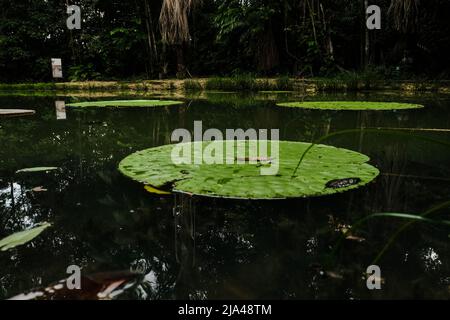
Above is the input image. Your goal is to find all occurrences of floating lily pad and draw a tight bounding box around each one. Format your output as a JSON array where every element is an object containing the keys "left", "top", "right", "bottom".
[
  {"left": 276, "top": 101, "right": 424, "bottom": 110},
  {"left": 16, "top": 167, "right": 59, "bottom": 174},
  {"left": 0, "top": 222, "right": 51, "bottom": 251},
  {"left": 66, "top": 100, "right": 183, "bottom": 108},
  {"left": 119, "top": 141, "right": 379, "bottom": 199},
  {"left": 0, "top": 109, "right": 36, "bottom": 117}
]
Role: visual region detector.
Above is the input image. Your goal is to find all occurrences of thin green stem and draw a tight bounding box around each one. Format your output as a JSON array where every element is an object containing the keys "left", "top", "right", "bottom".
[{"left": 292, "top": 128, "right": 450, "bottom": 178}]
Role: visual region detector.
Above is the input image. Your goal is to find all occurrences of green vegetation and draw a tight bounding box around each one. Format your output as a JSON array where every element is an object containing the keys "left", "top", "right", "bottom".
[
  {"left": 118, "top": 141, "right": 379, "bottom": 199},
  {"left": 67, "top": 100, "right": 184, "bottom": 108},
  {"left": 277, "top": 101, "right": 424, "bottom": 111},
  {"left": 2, "top": 1, "right": 449, "bottom": 82},
  {"left": 0, "top": 223, "right": 51, "bottom": 251},
  {"left": 0, "top": 78, "right": 447, "bottom": 94},
  {"left": 184, "top": 79, "right": 203, "bottom": 91},
  {"left": 203, "top": 75, "right": 294, "bottom": 92},
  {"left": 0, "top": 0, "right": 449, "bottom": 301}
]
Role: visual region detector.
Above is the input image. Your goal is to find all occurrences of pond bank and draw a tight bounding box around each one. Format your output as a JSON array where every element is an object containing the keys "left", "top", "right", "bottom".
[{"left": 0, "top": 78, "right": 449, "bottom": 94}]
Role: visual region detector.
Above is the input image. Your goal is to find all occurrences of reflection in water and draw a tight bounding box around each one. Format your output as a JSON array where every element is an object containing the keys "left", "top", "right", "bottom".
[
  {"left": 0, "top": 182, "right": 21, "bottom": 209},
  {"left": 0, "top": 93, "right": 449, "bottom": 299},
  {"left": 55, "top": 101, "right": 67, "bottom": 120},
  {"left": 0, "top": 182, "right": 36, "bottom": 230},
  {"left": 173, "top": 193, "right": 199, "bottom": 299},
  {"left": 422, "top": 247, "right": 442, "bottom": 271}
]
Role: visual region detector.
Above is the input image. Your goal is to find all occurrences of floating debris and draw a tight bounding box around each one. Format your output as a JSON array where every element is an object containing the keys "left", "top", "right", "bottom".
[{"left": 31, "top": 186, "right": 48, "bottom": 192}]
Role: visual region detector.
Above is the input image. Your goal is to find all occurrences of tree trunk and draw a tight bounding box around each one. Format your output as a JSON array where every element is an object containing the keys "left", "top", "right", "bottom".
[
  {"left": 143, "top": 0, "right": 158, "bottom": 76},
  {"left": 364, "top": 0, "right": 370, "bottom": 69},
  {"left": 176, "top": 44, "right": 187, "bottom": 79}
]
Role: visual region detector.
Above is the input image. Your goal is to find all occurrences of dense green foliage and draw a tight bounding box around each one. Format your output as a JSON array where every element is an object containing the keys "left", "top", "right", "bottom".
[{"left": 1, "top": 0, "right": 449, "bottom": 82}]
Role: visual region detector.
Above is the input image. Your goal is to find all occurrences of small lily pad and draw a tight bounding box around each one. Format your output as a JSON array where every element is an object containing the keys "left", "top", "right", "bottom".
[
  {"left": 119, "top": 141, "right": 379, "bottom": 199},
  {"left": 16, "top": 167, "right": 59, "bottom": 174},
  {"left": 66, "top": 100, "right": 183, "bottom": 108},
  {"left": 276, "top": 101, "right": 424, "bottom": 110},
  {"left": 0, "top": 222, "right": 51, "bottom": 251}
]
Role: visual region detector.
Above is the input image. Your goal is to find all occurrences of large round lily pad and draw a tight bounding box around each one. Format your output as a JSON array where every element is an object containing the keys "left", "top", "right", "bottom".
[
  {"left": 119, "top": 141, "right": 379, "bottom": 199},
  {"left": 66, "top": 100, "right": 183, "bottom": 108},
  {"left": 276, "top": 101, "right": 423, "bottom": 110}
]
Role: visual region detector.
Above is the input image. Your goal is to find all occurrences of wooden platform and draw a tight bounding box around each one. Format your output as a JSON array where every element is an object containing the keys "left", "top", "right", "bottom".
[{"left": 0, "top": 109, "right": 36, "bottom": 118}]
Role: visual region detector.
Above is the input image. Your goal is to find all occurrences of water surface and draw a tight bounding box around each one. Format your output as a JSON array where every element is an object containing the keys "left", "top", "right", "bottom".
[{"left": 0, "top": 91, "right": 449, "bottom": 299}]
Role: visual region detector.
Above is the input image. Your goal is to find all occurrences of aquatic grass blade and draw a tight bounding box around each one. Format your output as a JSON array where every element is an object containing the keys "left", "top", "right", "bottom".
[{"left": 0, "top": 222, "right": 52, "bottom": 251}]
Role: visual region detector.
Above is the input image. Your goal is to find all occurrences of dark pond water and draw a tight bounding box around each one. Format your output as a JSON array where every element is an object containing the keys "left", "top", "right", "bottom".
[{"left": 0, "top": 91, "right": 449, "bottom": 299}]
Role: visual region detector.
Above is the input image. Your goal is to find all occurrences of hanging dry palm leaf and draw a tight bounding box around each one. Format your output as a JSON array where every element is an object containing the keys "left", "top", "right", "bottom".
[
  {"left": 159, "top": 0, "right": 200, "bottom": 45},
  {"left": 388, "top": 0, "right": 420, "bottom": 33}
]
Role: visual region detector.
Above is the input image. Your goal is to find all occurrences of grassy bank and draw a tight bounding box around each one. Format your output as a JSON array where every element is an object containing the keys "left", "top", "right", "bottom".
[
  {"left": 0, "top": 80, "right": 180, "bottom": 92},
  {"left": 0, "top": 76, "right": 449, "bottom": 94}
]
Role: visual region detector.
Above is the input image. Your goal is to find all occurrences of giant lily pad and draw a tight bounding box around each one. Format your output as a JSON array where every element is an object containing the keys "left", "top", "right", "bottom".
[
  {"left": 119, "top": 141, "right": 379, "bottom": 199},
  {"left": 276, "top": 101, "right": 424, "bottom": 110},
  {"left": 66, "top": 100, "right": 183, "bottom": 108}
]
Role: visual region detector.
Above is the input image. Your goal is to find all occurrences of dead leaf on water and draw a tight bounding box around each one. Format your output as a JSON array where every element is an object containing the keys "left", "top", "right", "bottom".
[
  {"left": 346, "top": 235, "right": 366, "bottom": 242},
  {"left": 31, "top": 186, "right": 48, "bottom": 192}
]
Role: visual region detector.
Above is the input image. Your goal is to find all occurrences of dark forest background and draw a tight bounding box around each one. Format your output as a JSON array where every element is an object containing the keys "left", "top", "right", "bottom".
[{"left": 1, "top": 0, "right": 449, "bottom": 82}]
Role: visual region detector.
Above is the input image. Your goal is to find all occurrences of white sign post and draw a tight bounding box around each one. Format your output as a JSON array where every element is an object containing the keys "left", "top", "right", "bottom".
[{"left": 51, "top": 58, "right": 63, "bottom": 79}]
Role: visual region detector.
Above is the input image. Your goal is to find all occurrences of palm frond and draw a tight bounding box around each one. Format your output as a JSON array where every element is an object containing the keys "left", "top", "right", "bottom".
[{"left": 388, "top": 0, "right": 420, "bottom": 33}]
